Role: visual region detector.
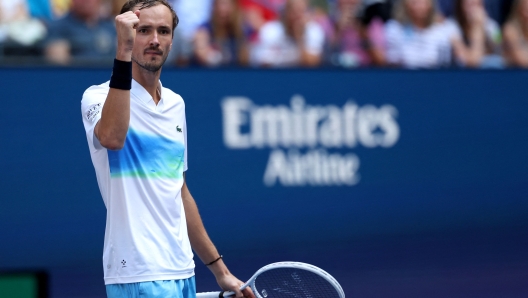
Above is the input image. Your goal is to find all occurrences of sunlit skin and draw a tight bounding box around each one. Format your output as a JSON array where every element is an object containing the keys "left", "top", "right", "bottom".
[
  {"left": 405, "top": 0, "right": 432, "bottom": 28},
  {"left": 131, "top": 5, "right": 173, "bottom": 73}
]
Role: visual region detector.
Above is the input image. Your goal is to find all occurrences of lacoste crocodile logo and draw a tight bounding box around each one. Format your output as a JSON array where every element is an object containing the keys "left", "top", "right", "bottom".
[{"left": 176, "top": 126, "right": 182, "bottom": 133}]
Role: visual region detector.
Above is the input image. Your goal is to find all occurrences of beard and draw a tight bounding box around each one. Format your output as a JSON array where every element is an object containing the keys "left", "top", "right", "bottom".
[{"left": 132, "top": 47, "right": 170, "bottom": 73}]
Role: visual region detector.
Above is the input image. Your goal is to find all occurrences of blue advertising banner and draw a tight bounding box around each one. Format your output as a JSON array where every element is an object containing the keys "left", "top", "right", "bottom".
[{"left": 0, "top": 69, "right": 527, "bottom": 297}]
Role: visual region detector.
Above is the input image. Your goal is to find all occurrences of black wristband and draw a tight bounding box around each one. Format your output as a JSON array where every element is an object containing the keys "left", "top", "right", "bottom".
[
  {"left": 205, "top": 255, "right": 223, "bottom": 266},
  {"left": 109, "top": 59, "right": 132, "bottom": 90}
]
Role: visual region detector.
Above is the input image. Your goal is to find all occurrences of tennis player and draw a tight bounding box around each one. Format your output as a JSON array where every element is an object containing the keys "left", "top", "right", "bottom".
[{"left": 81, "top": 1, "right": 254, "bottom": 297}]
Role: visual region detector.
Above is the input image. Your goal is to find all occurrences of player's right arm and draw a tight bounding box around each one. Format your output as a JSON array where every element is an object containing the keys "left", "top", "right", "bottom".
[{"left": 94, "top": 11, "right": 140, "bottom": 150}]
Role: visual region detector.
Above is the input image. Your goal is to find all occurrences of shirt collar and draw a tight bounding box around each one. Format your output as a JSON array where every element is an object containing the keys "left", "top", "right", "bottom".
[{"left": 131, "top": 79, "right": 164, "bottom": 106}]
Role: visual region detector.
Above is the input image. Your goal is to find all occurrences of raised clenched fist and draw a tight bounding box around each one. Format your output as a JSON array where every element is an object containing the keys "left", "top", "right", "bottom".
[{"left": 115, "top": 10, "right": 141, "bottom": 61}]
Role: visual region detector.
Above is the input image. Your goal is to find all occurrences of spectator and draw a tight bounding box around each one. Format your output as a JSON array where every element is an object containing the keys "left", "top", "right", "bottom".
[
  {"left": 193, "top": 0, "right": 250, "bottom": 66},
  {"left": 503, "top": 0, "right": 528, "bottom": 67},
  {"left": 44, "top": 0, "right": 116, "bottom": 65},
  {"left": 250, "top": 0, "right": 325, "bottom": 67},
  {"left": 1, "top": 0, "right": 31, "bottom": 44},
  {"left": 361, "top": 0, "right": 393, "bottom": 23},
  {"left": 240, "top": 0, "right": 282, "bottom": 36},
  {"left": 170, "top": 0, "right": 214, "bottom": 64},
  {"left": 328, "top": 0, "right": 386, "bottom": 67},
  {"left": 385, "top": 0, "right": 452, "bottom": 68},
  {"left": 0, "top": 0, "right": 47, "bottom": 57},
  {"left": 438, "top": 0, "right": 512, "bottom": 25},
  {"left": 448, "top": 0, "right": 502, "bottom": 68}
]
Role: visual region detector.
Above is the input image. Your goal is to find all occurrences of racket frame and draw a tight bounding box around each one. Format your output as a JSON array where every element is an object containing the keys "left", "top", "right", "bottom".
[{"left": 196, "top": 261, "right": 345, "bottom": 298}]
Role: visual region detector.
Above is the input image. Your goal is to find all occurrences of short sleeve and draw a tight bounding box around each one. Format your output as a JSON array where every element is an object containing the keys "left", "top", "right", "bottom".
[
  {"left": 81, "top": 82, "right": 109, "bottom": 152},
  {"left": 304, "top": 21, "right": 325, "bottom": 55}
]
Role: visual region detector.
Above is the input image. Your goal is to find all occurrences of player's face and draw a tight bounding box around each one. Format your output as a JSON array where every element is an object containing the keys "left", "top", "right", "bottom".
[{"left": 131, "top": 4, "right": 173, "bottom": 72}]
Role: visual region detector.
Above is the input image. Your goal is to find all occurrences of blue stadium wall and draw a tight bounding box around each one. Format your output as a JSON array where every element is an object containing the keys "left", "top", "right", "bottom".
[{"left": 1, "top": 69, "right": 527, "bottom": 297}]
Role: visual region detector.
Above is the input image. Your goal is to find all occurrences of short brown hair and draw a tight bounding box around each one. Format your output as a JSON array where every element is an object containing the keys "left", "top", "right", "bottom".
[{"left": 120, "top": 0, "right": 179, "bottom": 33}]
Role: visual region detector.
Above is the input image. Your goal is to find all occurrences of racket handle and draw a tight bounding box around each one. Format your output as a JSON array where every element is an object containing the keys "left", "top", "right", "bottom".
[{"left": 196, "top": 291, "right": 235, "bottom": 298}]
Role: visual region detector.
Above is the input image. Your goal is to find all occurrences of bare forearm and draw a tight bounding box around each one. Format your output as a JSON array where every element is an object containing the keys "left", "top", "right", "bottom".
[
  {"left": 452, "top": 41, "right": 481, "bottom": 68},
  {"left": 367, "top": 47, "right": 386, "bottom": 66},
  {"left": 506, "top": 42, "right": 528, "bottom": 67},
  {"left": 464, "top": 29, "right": 486, "bottom": 67},
  {"left": 181, "top": 180, "right": 252, "bottom": 297},
  {"left": 503, "top": 25, "right": 528, "bottom": 67},
  {"left": 194, "top": 30, "right": 219, "bottom": 66},
  {"left": 183, "top": 192, "right": 219, "bottom": 263},
  {"left": 95, "top": 11, "right": 139, "bottom": 150},
  {"left": 511, "top": 50, "right": 528, "bottom": 67},
  {"left": 181, "top": 182, "right": 230, "bottom": 277},
  {"left": 297, "top": 42, "right": 320, "bottom": 67},
  {"left": 96, "top": 89, "right": 131, "bottom": 150}
]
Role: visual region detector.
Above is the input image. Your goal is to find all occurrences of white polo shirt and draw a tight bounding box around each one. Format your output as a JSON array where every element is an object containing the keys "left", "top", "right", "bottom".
[{"left": 81, "top": 79, "right": 194, "bottom": 285}]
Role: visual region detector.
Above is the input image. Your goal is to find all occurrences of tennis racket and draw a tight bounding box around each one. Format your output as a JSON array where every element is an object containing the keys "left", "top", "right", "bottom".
[{"left": 196, "top": 261, "right": 345, "bottom": 298}]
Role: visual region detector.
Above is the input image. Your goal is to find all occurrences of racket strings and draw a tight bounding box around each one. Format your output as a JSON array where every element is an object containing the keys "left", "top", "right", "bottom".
[{"left": 253, "top": 268, "right": 340, "bottom": 298}]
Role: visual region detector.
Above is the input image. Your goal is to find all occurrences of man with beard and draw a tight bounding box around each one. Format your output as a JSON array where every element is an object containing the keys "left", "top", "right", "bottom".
[{"left": 81, "top": 1, "right": 254, "bottom": 297}]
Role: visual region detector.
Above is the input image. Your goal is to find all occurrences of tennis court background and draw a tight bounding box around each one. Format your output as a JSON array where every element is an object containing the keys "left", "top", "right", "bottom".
[{"left": 0, "top": 69, "right": 527, "bottom": 297}]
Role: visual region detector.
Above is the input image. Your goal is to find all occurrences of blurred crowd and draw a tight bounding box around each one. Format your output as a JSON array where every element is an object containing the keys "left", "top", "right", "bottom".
[{"left": 1, "top": 0, "right": 527, "bottom": 68}]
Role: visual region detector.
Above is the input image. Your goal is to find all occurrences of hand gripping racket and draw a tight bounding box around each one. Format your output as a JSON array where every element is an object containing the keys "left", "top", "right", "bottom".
[{"left": 196, "top": 261, "right": 345, "bottom": 298}]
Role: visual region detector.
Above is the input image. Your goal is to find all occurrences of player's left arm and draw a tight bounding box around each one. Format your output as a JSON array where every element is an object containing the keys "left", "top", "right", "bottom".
[{"left": 181, "top": 174, "right": 255, "bottom": 298}]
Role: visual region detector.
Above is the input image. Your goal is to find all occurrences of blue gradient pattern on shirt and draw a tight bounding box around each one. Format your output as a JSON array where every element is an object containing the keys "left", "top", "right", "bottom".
[{"left": 108, "top": 129, "right": 184, "bottom": 179}]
